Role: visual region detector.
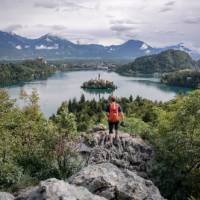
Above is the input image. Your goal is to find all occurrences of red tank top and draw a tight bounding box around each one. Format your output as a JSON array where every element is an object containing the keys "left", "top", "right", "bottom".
[{"left": 108, "top": 102, "right": 120, "bottom": 122}]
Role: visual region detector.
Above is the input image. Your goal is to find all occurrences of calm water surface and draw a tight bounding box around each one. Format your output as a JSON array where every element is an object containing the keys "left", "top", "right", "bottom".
[{"left": 4, "top": 70, "right": 190, "bottom": 117}]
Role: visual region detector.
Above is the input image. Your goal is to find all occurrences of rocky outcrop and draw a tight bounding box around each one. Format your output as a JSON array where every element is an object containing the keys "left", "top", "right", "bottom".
[
  {"left": 15, "top": 178, "right": 106, "bottom": 200},
  {"left": 69, "top": 163, "right": 164, "bottom": 200},
  {"left": 2, "top": 128, "right": 165, "bottom": 200},
  {"left": 0, "top": 192, "right": 14, "bottom": 200},
  {"left": 79, "top": 129, "right": 154, "bottom": 178}
]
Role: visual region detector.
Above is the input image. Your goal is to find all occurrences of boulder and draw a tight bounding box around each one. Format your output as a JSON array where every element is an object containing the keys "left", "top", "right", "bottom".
[
  {"left": 79, "top": 130, "right": 154, "bottom": 178},
  {"left": 15, "top": 178, "right": 106, "bottom": 200},
  {"left": 0, "top": 192, "right": 14, "bottom": 200},
  {"left": 69, "top": 163, "right": 165, "bottom": 200}
]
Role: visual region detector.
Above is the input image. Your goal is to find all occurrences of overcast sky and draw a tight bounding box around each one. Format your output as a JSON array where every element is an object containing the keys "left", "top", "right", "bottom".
[{"left": 0, "top": 0, "right": 200, "bottom": 51}]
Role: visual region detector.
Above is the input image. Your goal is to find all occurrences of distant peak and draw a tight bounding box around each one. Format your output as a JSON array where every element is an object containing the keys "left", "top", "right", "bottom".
[
  {"left": 39, "top": 33, "right": 74, "bottom": 44},
  {"left": 123, "top": 39, "right": 143, "bottom": 44},
  {"left": 176, "top": 42, "right": 185, "bottom": 47},
  {"left": 121, "top": 40, "right": 152, "bottom": 49},
  {"left": 40, "top": 33, "right": 59, "bottom": 39},
  {"left": 8, "top": 31, "right": 17, "bottom": 36}
]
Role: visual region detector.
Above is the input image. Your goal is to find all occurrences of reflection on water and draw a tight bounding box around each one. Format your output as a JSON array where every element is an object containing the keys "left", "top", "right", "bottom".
[
  {"left": 82, "top": 88, "right": 115, "bottom": 100},
  {"left": 82, "top": 88, "right": 115, "bottom": 94},
  {"left": 2, "top": 70, "right": 193, "bottom": 117},
  {"left": 129, "top": 79, "right": 191, "bottom": 94}
]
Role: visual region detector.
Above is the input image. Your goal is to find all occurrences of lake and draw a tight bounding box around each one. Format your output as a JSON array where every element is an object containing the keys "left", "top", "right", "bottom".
[{"left": 3, "top": 70, "right": 190, "bottom": 117}]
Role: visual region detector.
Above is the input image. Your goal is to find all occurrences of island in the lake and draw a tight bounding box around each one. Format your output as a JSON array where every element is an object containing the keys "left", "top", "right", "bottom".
[{"left": 81, "top": 74, "right": 117, "bottom": 90}]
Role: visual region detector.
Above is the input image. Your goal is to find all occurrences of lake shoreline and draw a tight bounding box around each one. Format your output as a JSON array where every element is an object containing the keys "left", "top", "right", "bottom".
[{"left": 1, "top": 70, "right": 192, "bottom": 117}]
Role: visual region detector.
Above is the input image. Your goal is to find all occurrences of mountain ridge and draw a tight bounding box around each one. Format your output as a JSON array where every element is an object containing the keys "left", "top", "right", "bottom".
[{"left": 0, "top": 30, "right": 199, "bottom": 60}]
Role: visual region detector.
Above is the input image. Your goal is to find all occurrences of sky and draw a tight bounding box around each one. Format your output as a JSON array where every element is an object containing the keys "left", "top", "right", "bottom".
[{"left": 0, "top": 0, "right": 200, "bottom": 51}]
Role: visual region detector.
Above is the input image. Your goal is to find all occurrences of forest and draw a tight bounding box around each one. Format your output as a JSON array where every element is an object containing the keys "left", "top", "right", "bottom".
[
  {"left": 117, "top": 49, "right": 197, "bottom": 75},
  {"left": 161, "top": 70, "right": 200, "bottom": 88},
  {"left": 0, "top": 89, "right": 199, "bottom": 200},
  {"left": 0, "top": 60, "right": 56, "bottom": 86}
]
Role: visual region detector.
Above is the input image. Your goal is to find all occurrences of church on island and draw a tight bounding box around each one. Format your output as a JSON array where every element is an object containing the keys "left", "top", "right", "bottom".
[{"left": 81, "top": 74, "right": 117, "bottom": 90}]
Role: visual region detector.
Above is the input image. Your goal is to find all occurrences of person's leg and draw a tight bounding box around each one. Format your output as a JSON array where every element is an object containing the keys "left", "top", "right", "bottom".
[
  {"left": 114, "top": 121, "right": 119, "bottom": 140},
  {"left": 108, "top": 122, "right": 114, "bottom": 144},
  {"left": 109, "top": 121, "right": 113, "bottom": 134}
]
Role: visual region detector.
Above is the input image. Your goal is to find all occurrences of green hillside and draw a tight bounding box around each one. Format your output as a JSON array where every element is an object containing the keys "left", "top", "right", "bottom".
[
  {"left": 0, "top": 59, "right": 56, "bottom": 85},
  {"left": 117, "top": 49, "right": 197, "bottom": 75},
  {"left": 161, "top": 69, "right": 200, "bottom": 88}
]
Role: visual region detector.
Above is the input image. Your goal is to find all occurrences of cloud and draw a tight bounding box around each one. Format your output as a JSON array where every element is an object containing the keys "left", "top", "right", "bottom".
[
  {"left": 108, "top": 17, "right": 141, "bottom": 41},
  {"left": 34, "top": 2, "right": 58, "bottom": 9},
  {"left": 109, "top": 19, "right": 140, "bottom": 33},
  {"left": 3, "top": 24, "right": 23, "bottom": 32},
  {"left": 110, "top": 19, "right": 144, "bottom": 25},
  {"left": 2, "top": 24, "right": 69, "bottom": 40},
  {"left": 106, "top": 14, "right": 115, "bottom": 19},
  {"left": 160, "top": 7, "right": 173, "bottom": 12},
  {"left": 63, "top": 2, "right": 92, "bottom": 10},
  {"left": 29, "top": 24, "right": 69, "bottom": 38},
  {"left": 34, "top": 0, "right": 92, "bottom": 10},
  {"left": 160, "top": 1, "right": 175, "bottom": 12},
  {"left": 110, "top": 24, "right": 139, "bottom": 42},
  {"left": 165, "top": 1, "right": 175, "bottom": 6},
  {"left": 1, "top": 0, "right": 200, "bottom": 48},
  {"left": 184, "top": 16, "right": 200, "bottom": 24},
  {"left": 35, "top": 24, "right": 69, "bottom": 32},
  {"left": 50, "top": 25, "right": 68, "bottom": 31},
  {"left": 154, "top": 29, "right": 177, "bottom": 34},
  {"left": 110, "top": 25, "right": 135, "bottom": 33}
]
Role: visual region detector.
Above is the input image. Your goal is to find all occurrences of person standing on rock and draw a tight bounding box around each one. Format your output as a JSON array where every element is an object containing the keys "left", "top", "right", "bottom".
[{"left": 106, "top": 96, "right": 124, "bottom": 144}]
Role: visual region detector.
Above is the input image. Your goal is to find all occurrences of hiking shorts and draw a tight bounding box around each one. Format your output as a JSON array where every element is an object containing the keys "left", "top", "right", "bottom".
[{"left": 108, "top": 121, "right": 119, "bottom": 134}]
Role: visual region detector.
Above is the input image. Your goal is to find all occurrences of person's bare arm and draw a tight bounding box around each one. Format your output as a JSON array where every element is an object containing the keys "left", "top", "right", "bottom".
[
  {"left": 118, "top": 105, "right": 124, "bottom": 121},
  {"left": 106, "top": 104, "right": 110, "bottom": 118},
  {"left": 119, "top": 112, "right": 124, "bottom": 121}
]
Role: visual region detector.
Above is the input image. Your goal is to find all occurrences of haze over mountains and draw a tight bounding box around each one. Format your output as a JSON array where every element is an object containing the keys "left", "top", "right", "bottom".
[{"left": 0, "top": 30, "right": 199, "bottom": 60}]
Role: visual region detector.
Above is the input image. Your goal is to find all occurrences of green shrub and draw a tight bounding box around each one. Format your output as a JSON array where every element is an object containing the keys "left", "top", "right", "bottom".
[
  {"left": 0, "top": 89, "right": 81, "bottom": 190},
  {"left": 151, "top": 90, "right": 200, "bottom": 200},
  {"left": 56, "top": 150, "right": 84, "bottom": 179},
  {"left": 120, "top": 117, "right": 153, "bottom": 139},
  {"left": 0, "top": 161, "right": 23, "bottom": 187}
]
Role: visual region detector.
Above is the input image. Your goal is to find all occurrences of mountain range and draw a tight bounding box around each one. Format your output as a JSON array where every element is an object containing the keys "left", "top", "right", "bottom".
[{"left": 0, "top": 30, "right": 199, "bottom": 60}]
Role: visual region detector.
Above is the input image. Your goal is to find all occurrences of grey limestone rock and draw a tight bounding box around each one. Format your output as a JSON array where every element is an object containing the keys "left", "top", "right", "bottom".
[
  {"left": 15, "top": 178, "right": 106, "bottom": 200},
  {"left": 0, "top": 192, "right": 14, "bottom": 200},
  {"left": 69, "top": 163, "right": 165, "bottom": 200},
  {"left": 79, "top": 130, "right": 154, "bottom": 178}
]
